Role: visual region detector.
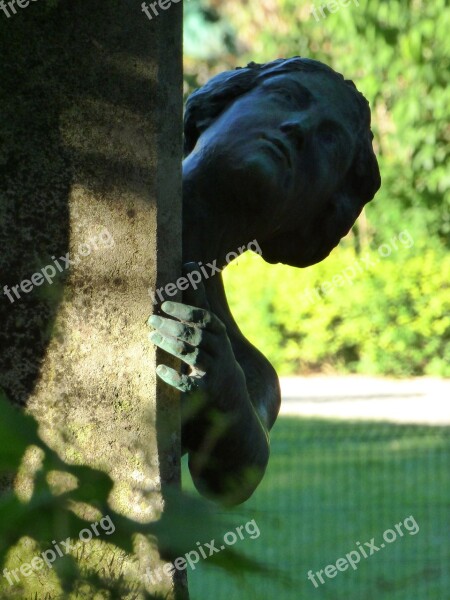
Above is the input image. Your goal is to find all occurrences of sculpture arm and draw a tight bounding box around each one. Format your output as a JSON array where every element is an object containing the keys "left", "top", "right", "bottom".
[{"left": 148, "top": 267, "right": 273, "bottom": 505}]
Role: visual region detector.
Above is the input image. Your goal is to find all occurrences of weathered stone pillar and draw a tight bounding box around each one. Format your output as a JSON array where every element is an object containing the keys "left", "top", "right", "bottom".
[{"left": 0, "top": 1, "right": 184, "bottom": 597}]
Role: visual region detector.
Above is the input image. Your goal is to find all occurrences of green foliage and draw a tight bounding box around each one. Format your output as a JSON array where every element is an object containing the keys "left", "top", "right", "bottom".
[
  {"left": 0, "top": 392, "right": 268, "bottom": 598},
  {"left": 184, "top": 0, "right": 450, "bottom": 377},
  {"left": 184, "top": 0, "right": 237, "bottom": 60},
  {"left": 223, "top": 244, "right": 450, "bottom": 377}
]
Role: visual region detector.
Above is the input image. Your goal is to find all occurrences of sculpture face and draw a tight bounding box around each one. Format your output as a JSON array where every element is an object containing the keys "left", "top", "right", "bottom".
[{"left": 188, "top": 70, "right": 371, "bottom": 267}]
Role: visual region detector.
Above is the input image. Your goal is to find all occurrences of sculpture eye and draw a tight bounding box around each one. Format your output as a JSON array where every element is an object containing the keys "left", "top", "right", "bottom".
[
  {"left": 320, "top": 129, "right": 339, "bottom": 146},
  {"left": 262, "top": 80, "right": 311, "bottom": 109},
  {"left": 273, "top": 89, "right": 295, "bottom": 103}
]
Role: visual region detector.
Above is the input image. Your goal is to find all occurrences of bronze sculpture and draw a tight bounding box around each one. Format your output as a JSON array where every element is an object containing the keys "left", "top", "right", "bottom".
[{"left": 148, "top": 57, "right": 381, "bottom": 505}]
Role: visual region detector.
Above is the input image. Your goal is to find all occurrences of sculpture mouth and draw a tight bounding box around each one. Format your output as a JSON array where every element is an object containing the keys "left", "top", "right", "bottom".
[{"left": 260, "top": 134, "right": 292, "bottom": 168}]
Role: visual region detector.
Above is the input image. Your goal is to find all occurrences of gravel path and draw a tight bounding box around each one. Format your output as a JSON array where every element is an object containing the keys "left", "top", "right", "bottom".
[{"left": 279, "top": 376, "right": 450, "bottom": 425}]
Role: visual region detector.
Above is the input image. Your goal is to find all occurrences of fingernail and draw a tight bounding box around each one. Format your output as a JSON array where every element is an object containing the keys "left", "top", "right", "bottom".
[
  {"left": 156, "top": 365, "right": 168, "bottom": 376},
  {"left": 162, "top": 302, "right": 174, "bottom": 314},
  {"left": 148, "top": 315, "right": 161, "bottom": 327},
  {"left": 149, "top": 332, "right": 162, "bottom": 344}
]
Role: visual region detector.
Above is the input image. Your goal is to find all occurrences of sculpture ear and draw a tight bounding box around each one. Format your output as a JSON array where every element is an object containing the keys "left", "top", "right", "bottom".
[
  {"left": 326, "top": 188, "right": 364, "bottom": 232},
  {"left": 345, "top": 131, "right": 381, "bottom": 206}
]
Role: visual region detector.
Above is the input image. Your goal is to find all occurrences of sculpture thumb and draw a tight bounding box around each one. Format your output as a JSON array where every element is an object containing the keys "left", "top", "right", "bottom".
[{"left": 182, "top": 262, "right": 211, "bottom": 310}]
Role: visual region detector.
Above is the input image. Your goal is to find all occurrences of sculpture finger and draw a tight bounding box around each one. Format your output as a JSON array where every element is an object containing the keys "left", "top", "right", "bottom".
[
  {"left": 149, "top": 331, "right": 212, "bottom": 370},
  {"left": 148, "top": 315, "right": 215, "bottom": 350},
  {"left": 156, "top": 365, "right": 200, "bottom": 393},
  {"left": 161, "top": 301, "right": 225, "bottom": 334}
]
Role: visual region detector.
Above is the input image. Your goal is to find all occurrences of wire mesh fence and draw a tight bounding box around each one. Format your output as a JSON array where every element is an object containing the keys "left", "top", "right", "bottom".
[{"left": 184, "top": 416, "right": 450, "bottom": 600}]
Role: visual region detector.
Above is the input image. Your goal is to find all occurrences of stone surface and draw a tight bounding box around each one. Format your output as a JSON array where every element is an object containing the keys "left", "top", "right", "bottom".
[{"left": 0, "top": 1, "right": 184, "bottom": 597}]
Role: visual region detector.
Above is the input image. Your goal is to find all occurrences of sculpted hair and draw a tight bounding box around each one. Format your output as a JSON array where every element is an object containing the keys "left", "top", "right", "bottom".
[{"left": 184, "top": 56, "right": 381, "bottom": 204}]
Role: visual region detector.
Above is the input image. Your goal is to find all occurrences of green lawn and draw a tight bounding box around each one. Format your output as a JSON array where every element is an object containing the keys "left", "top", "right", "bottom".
[{"left": 181, "top": 417, "right": 450, "bottom": 600}]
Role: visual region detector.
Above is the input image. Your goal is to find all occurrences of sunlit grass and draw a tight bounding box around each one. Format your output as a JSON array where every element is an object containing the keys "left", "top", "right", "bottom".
[{"left": 182, "top": 417, "right": 450, "bottom": 600}]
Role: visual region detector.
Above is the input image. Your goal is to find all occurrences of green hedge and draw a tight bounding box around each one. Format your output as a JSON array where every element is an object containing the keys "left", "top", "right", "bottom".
[{"left": 223, "top": 240, "right": 450, "bottom": 377}]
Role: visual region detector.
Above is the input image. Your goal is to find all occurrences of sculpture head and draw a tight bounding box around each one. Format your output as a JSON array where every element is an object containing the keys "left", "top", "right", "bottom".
[{"left": 183, "top": 57, "right": 381, "bottom": 267}]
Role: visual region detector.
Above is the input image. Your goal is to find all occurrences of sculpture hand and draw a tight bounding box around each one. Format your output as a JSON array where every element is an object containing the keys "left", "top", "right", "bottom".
[
  {"left": 147, "top": 263, "right": 270, "bottom": 504},
  {"left": 147, "top": 263, "right": 247, "bottom": 414}
]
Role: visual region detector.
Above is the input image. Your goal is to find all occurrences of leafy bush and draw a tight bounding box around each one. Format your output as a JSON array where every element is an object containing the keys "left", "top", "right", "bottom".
[
  {"left": 223, "top": 242, "right": 450, "bottom": 377},
  {"left": 184, "top": 0, "right": 450, "bottom": 379}
]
